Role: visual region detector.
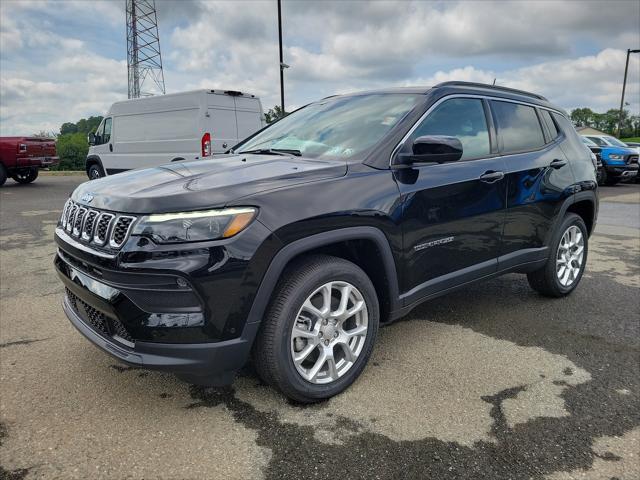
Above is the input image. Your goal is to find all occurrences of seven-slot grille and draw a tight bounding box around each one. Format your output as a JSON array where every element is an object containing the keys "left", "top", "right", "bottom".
[
  {"left": 626, "top": 155, "right": 638, "bottom": 165},
  {"left": 60, "top": 199, "right": 136, "bottom": 249}
]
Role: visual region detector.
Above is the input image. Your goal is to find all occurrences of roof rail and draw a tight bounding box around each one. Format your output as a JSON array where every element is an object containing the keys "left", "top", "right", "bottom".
[{"left": 434, "top": 81, "right": 548, "bottom": 101}]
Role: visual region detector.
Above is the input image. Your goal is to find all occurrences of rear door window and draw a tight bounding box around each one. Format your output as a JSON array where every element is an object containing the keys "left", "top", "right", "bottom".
[
  {"left": 409, "top": 98, "right": 491, "bottom": 160},
  {"left": 491, "top": 101, "right": 545, "bottom": 154}
]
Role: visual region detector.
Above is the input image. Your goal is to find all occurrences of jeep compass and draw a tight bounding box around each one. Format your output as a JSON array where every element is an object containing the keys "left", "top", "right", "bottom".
[{"left": 55, "top": 82, "right": 598, "bottom": 402}]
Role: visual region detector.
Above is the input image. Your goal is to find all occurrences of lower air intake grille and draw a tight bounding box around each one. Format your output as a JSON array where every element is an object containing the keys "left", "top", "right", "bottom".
[{"left": 65, "top": 288, "right": 134, "bottom": 343}]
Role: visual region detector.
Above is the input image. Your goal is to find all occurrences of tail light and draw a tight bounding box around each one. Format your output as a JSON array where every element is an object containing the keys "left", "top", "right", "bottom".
[{"left": 201, "top": 132, "right": 211, "bottom": 157}]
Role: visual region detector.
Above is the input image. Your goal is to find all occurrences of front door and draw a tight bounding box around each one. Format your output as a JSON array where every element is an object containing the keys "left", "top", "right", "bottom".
[
  {"left": 395, "top": 97, "right": 507, "bottom": 304},
  {"left": 92, "top": 117, "right": 113, "bottom": 172}
]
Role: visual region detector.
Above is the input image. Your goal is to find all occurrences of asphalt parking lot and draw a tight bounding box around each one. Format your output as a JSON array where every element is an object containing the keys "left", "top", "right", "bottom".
[{"left": 1, "top": 175, "right": 638, "bottom": 479}]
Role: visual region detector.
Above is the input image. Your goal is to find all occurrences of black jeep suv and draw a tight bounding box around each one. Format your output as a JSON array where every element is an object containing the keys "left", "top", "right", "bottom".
[{"left": 55, "top": 82, "right": 598, "bottom": 402}]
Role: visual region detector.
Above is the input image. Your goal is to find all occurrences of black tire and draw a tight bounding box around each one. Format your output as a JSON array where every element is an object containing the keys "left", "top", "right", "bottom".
[
  {"left": 11, "top": 168, "right": 38, "bottom": 184},
  {"left": 0, "top": 163, "right": 7, "bottom": 187},
  {"left": 527, "top": 213, "right": 588, "bottom": 297},
  {"left": 252, "top": 254, "right": 379, "bottom": 403},
  {"left": 88, "top": 163, "right": 104, "bottom": 180}
]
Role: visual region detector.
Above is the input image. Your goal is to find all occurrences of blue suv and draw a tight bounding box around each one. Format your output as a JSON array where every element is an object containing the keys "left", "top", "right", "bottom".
[{"left": 581, "top": 136, "right": 639, "bottom": 185}]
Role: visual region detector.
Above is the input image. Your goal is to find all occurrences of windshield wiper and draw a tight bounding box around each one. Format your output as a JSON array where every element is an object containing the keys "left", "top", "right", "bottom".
[{"left": 239, "top": 148, "right": 302, "bottom": 157}]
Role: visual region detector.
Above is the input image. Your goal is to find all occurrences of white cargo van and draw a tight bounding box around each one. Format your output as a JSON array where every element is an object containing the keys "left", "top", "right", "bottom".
[{"left": 86, "top": 89, "right": 264, "bottom": 178}]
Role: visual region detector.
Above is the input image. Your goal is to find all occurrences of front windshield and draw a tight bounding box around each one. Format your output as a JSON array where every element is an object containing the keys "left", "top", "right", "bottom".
[
  {"left": 236, "top": 93, "right": 422, "bottom": 160},
  {"left": 581, "top": 136, "right": 597, "bottom": 146},
  {"left": 603, "top": 136, "right": 628, "bottom": 147},
  {"left": 587, "top": 136, "right": 606, "bottom": 146}
]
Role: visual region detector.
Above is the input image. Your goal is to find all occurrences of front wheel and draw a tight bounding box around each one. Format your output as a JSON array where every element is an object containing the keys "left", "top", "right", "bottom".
[
  {"left": 11, "top": 168, "right": 38, "bottom": 184},
  {"left": 527, "top": 213, "right": 588, "bottom": 297},
  {"left": 88, "top": 163, "right": 104, "bottom": 180},
  {"left": 253, "top": 255, "right": 379, "bottom": 403}
]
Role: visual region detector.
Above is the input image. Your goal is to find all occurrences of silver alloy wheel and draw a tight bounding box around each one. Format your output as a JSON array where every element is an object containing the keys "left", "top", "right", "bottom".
[
  {"left": 290, "top": 281, "right": 369, "bottom": 384},
  {"left": 556, "top": 225, "right": 585, "bottom": 287}
]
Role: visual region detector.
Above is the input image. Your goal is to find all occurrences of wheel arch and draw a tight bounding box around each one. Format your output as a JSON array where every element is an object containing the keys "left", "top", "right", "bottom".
[
  {"left": 545, "top": 190, "right": 597, "bottom": 249},
  {"left": 85, "top": 155, "right": 104, "bottom": 176},
  {"left": 246, "top": 227, "right": 401, "bottom": 330}
]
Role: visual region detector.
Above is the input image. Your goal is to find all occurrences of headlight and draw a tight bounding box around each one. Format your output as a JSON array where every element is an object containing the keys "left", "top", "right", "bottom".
[
  {"left": 609, "top": 154, "right": 624, "bottom": 160},
  {"left": 132, "top": 207, "right": 257, "bottom": 244}
]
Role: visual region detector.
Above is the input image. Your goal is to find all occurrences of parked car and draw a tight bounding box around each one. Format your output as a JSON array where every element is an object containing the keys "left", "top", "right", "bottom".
[
  {"left": 0, "top": 136, "right": 58, "bottom": 186},
  {"left": 85, "top": 89, "right": 265, "bottom": 179},
  {"left": 580, "top": 136, "right": 638, "bottom": 185},
  {"left": 55, "top": 82, "right": 598, "bottom": 402}
]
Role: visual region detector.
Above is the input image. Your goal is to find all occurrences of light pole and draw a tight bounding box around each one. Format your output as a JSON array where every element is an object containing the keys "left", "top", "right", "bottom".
[
  {"left": 617, "top": 48, "right": 639, "bottom": 137},
  {"left": 277, "top": 0, "right": 288, "bottom": 116}
]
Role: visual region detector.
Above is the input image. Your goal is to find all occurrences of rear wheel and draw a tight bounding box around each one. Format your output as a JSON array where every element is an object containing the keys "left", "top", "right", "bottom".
[
  {"left": 11, "top": 168, "right": 38, "bottom": 184},
  {"left": 0, "top": 164, "right": 7, "bottom": 186},
  {"left": 527, "top": 213, "right": 588, "bottom": 297},
  {"left": 88, "top": 163, "right": 104, "bottom": 180},
  {"left": 253, "top": 255, "right": 379, "bottom": 403}
]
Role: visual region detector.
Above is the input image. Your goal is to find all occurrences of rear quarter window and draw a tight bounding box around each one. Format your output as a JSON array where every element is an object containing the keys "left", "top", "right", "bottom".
[
  {"left": 491, "top": 101, "right": 545, "bottom": 154},
  {"left": 539, "top": 110, "right": 559, "bottom": 141}
]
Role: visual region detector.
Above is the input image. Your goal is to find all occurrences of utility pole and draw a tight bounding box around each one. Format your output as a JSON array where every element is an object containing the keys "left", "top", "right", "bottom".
[
  {"left": 277, "top": 0, "right": 288, "bottom": 116},
  {"left": 617, "top": 48, "right": 639, "bottom": 137},
  {"left": 126, "top": 0, "right": 166, "bottom": 98}
]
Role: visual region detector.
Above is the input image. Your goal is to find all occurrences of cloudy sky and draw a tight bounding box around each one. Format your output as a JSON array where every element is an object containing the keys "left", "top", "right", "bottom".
[{"left": 1, "top": 0, "right": 639, "bottom": 135}]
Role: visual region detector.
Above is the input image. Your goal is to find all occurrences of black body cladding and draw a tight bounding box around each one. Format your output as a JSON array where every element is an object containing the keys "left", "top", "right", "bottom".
[{"left": 55, "top": 82, "right": 598, "bottom": 386}]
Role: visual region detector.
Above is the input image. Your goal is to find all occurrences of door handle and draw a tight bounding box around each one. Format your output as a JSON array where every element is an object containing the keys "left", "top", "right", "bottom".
[
  {"left": 479, "top": 170, "right": 505, "bottom": 183},
  {"left": 109, "top": 144, "right": 113, "bottom": 152},
  {"left": 550, "top": 158, "right": 566, "bottom": 169}
]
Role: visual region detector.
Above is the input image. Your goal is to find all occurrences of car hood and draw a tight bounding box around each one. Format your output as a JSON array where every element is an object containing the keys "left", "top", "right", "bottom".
[
  {"left": 600, "top": 146, "right": 637, "bottom": 155},
  {"left": 72, "top": 154, "right": 347, "bottom": 213}
]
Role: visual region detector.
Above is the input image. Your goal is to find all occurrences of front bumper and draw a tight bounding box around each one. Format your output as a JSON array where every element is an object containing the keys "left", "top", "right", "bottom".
[
  {"left": 62, "top": 285, "right": 258, "bottom": 386},
  {"left": 605, "top": 164, "right": 638, "bottom": 178},
  {"left": 54, "top": 214, "right": 280, "bottom": 385}
]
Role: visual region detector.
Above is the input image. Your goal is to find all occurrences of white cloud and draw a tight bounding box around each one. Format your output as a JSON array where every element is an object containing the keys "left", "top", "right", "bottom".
[{"left": 0, "top": 0, "right": 638, "bottom": 135}]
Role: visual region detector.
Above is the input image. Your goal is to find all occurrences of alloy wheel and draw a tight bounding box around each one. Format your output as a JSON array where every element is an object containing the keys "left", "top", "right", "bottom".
[
  {"left": 290, "top": 281, "right": 368, "bottom": 384},
  {"left": 556, "top": 225, "right": 584, "bottom": 287}
]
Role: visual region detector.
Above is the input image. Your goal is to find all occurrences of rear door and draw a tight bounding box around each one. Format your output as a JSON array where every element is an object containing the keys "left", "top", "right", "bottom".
[
  {"left": 206, "top": 94, "right": 238, "bottom": 153},
  {"left": 396, "top": 97, "right": 507, "bottom": 303},
  {"left": 234, "top": 96, "right": 263, "bottom": 142},
  {"left": 491, "top": 101, "right": 575, "bottom": 269}
]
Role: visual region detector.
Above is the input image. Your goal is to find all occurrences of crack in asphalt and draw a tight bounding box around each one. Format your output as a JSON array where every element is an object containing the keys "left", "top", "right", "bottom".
[{"left": 0, "top": 338, "right": 49, "bottom": 349}]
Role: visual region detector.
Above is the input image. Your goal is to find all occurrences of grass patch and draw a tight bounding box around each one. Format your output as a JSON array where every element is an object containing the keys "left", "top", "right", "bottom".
[{"left": 621, "top": 137, "right": 640, "bottom": 143}]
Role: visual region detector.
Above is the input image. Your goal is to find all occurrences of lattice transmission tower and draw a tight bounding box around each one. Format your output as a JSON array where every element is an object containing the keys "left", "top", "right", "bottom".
[{"left": 126, "top": 0, "right": 166, "bottom": 98}]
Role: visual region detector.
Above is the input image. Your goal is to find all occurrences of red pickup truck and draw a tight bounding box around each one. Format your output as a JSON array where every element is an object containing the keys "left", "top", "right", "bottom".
[{"left": 0, "top": 137, "right": 59, "bottom": 186}]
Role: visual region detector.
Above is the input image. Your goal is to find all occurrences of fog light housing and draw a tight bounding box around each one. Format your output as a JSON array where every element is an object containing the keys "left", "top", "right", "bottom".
[{"left": 146, "top": 312, "right": 205, "bottom": 328}]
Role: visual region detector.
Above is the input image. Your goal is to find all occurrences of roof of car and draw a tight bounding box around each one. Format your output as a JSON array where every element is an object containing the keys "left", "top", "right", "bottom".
[{"left": 330, "top": 82, "right": 560, "bottom": 111}]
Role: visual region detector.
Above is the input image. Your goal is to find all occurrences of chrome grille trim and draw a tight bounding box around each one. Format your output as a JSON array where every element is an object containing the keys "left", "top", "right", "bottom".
[
  {"left": 94, "top": 213, "right": 115, "bottom": 246},
  {"left": 65, "top": 204, "right": 78, "bottom": 233},
  {"left": 58, "top": 199, "right": 137, "bottom": 250},
  {"left": 109, "top": 216, "right": 137, "bottom": 248},
  {"left": 72, "top": 208, "right": 87, "bottom": 237},
  {"left": 81, "top": 210, "right": 99, "bottom": 241},
  {"left": 61, "top": 199, "right": 72, "bottom": 229}
]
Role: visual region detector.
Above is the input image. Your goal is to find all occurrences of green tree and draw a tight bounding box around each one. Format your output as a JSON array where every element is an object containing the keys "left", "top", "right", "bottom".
[
  {"left": 60, "top": 122, "right": 78, "bottom": 135},
  {"left": 264, "top": 105, "right": 287, "bottom": 123},
  {"left": 55, "top": 133, "right": 89, "bottom": 171},
  {"left": 570, "top": 108, "right": 595, "bottom": 127}
]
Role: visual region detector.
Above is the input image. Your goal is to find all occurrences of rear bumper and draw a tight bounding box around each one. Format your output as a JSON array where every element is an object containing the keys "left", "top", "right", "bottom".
[
  {"left": 63, "top": 293, "right": 258, "bottom": 386},
  {"left": 17, "top": 156, "right": 59, "bottom": 168}
]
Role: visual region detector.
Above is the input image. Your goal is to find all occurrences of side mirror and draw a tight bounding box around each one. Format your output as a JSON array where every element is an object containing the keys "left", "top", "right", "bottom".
[
  {"left": 88, "top": 132, "right": 96, "bottom": 146},
  {"left": 396, "top": 135, "right": 463, "bottom": 166}
]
